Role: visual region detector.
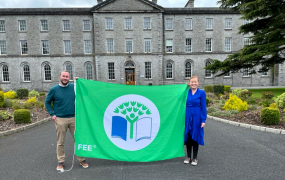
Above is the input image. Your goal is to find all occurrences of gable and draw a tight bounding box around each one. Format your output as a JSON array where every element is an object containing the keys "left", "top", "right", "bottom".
[{"left": 92, "top": 0, "right": 164, "bottom": 12}]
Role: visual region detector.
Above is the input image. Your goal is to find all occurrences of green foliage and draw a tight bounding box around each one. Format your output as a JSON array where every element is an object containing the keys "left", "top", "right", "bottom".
[
  {"left": 213, "top": 85, "right": 225, "bottom": 96},
  {"left": 204, "top": 85, "right": 213, "bottom": 93},
  {"left": 260, "top": 108, "right": 280, "bottom": 125},
  {"left": 0, "top": 91, "right": 4, "bottom": 108},
  {"left": 245, "top": 97, "right": 257, "bottom": 105},
  {"left": 258, "top": 99, "right": 272, "bottom": 107},
  {"left": 269, "top": 103, "right": 278, "bottom": 109},
  {"left": 39, "top": 92, "right": 45, "bottom": 96},
  {"left": 274, "top": 93, "right": 285, "bottom": 108},
  {"left": 223, "top": 94, "right": 248, "bottom": 111},
  {"left": 207, "top": 106, "right": 221, "bottom": 114},
  {"left": 206, "top": 97, "right": 210, "bottom": 107},
  {"left": 23, "top": 97, "right": 37, "bottom": 109},
  {"left": 206, "top": 93, "right": 219, "bottom": 101},
  {"left": 14, "top": 109, "right": 31, "bottom": 124},
  {"left": 37, "top": 95, "right": 46, "bottom": 102},
  {"left": 28, "top": 90, "right": 39, "bottom": 98},
  {"left": 224, "top": 85, "right": 231, "bottom": 93},
  {"left": 16, "top": 88, "right": 29, "bottom": 99},
  {"left": 3, "top": 98, "right": 12, "bottom": 108},
  {"left": 12, "top": 100, "right": 23, "bottom": 110},
  {"left": 0, "top": 111, "right": 11, "bottom": 120},
  {"left": 240, "top": 90, "right": 252, "bottom": 100},
  {"left": 0, "top": 87, "right": 2, "bottom": 91},
  {"left": 4, "top": 90, "right": 16, "bottom": 99},
  {"left": 248, "top": 105, "right": 258, "bottom": 110},
  {"left": 261, "top": 91, "right": 275, "bottom": 100},
  {"left": 231, "top": 88, "right": 242, "bottom": 97}
]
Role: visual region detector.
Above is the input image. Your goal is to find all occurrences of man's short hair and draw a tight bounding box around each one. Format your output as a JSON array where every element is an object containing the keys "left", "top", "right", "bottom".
[{"left": 60, "top": 71, "right": 70, "bottom": 76}]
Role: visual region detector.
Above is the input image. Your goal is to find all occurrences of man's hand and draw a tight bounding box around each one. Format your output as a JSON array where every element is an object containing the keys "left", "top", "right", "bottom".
[{"left": 52, "top": 115, "right": 57, "bottom": 123}]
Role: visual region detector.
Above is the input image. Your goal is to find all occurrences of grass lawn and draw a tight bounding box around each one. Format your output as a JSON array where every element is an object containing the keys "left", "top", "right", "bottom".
[{"left": 250, "top": 88, "right": 285, "bottom": 98}]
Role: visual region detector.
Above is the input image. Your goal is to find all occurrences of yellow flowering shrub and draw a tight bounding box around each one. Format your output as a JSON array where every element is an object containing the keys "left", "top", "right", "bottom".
[
  {"left": 24, "top": 96, "right": 37, "bottom": 109},
  {"left": 25, "top": 96, "right": 37, "bottom": 104},
  {"left": 4, "top": 90, "right": 16, "bottom": 99},
  {"left": 269, "top": 103, "right": 279, "bottom": 109},
  {"left": 223, "top": 94, "right": 248, "bottom": 111}
]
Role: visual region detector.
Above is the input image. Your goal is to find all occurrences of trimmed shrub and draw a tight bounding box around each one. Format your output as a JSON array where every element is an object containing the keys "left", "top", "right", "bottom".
[
  {"left": 261, "top": 107, "right": 280, "bottom": 125},
  {"left": 224, "top": 85, "right": 231, "bottom": 93},
  {"left": 16, "top": 88, "right": 29, "bottom": 99},
  {"left": 14, "top": 109, "right": 31, "bottom": 124},
  {"left": 204, "top": 85, "right": 213, "bottom": 93},
  {"left": 240, "top": 90, "right": 252, "bottom": 100},
  {"left": 213, "top": 85, "right": 225, "bottom": 96},
  {"left": 4, "top": 90, "right": 16, "bottom": 99},
  {"left": 0, "top": 91, "right": 4, "bottom": 108},
  {"left": 269, "top": 103, "right": 279, "bottom": 109},
  {"left": 0, "top": 111, "right": 11, "bottom": 120},
  {"left": 262, "top": 91, "right": 275, "bottom": 100},
  {"left": 28, "top": 89, "right": 39, "bottom": 98},
  {"left": 223, "top": 94, "right": 248, "bottom": 111},
  {"left": 246, "top": 97, "right": 257, "bottom": 105},
  {"left": 3, "top": 98, "right": 12, "bottom": 108},
  {"left": 274, "top": 93, "right": 285, "bottom": 108},
  {"left": 231, "top": 88, "right": 242, "bottom": 97},
  {"left": 206, "top": 97, "right": 210, "bottom": 107},
  {"left": 39, "top": 92, "right": 45, "bottom": 96}
]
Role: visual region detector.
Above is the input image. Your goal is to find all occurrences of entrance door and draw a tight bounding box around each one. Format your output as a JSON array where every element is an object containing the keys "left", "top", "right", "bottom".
[{"left": 125, "top": 68, "right": 135, "bottom": 85}]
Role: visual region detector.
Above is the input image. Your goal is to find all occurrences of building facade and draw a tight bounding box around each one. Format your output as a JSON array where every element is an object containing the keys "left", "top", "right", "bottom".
[{"left": 0, "top": 0, "right": 284, "bottom": 91}]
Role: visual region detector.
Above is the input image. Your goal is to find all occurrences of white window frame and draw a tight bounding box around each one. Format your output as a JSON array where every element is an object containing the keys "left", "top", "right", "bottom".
[
  {"left": 143, "top": 17, "right": 151, "bottom": 29},
  {"left": 83, "top": 20, "right": 91, "bottom": 31},
  {"left": 205, "top": 38, "right": 212, "bottom": 52},
  {"left": 85, "top": 62, "right": 93, "bottom": 80},
  {"left": 185, "top": 62, "right": 192, "bottom": 78},
  {"left": 0, "top": 40, "right": 7, "bottom": 55},
  {"left": 105, "top": 18, "right": 113, "bottom": 30},
  {"left": 0, "top": 20, "right": 5, "bottom": 32},
  {"left": 144, "top": 39, "right": 151, "bottom": 53},
  {"left": 185, "top": 38, "right": 192, "bottom": 53},
  {"left": 145, "top": 62, "right": 152, "bottom": 79},
  {"left": 243, "top": 68, "right": 250, "bottom": 77},
  {"left": 106, "top": 38, "right": 114, "bottom": 53},
  {"left": 225, "top": 37, "right": 232, "bottom": 52},
  {"left": 185, "top": 18, "right": 192, "bottom": 30},
  {"left": 166, "top": 39, "right": 173, "bottom": 53},
  {"left": 19, "top": 20, "right": 27, "bottom": 31},
  {"left": 23, "top": 64, "right": 31, "bottom": 82},
  {"left": 62, "top": 20, "right": 71, "bottom": 31},
  {"left": 166, "top": 62, "right": 173, "bottom": 79},
  {"left": 205, "top": 18, "right": 213, "bottom": 30},
  {"left": 224, "top": 71, "right": 230, "bottom": 77},
  {"left": 42, "top": 40, "right": 50, "bottom": 55},
  {"left": 205, "top": 61, "right": 212, "bottom": 78},
  {"left": 63, "top": 40, "right": 71, "bottom": 55},
  {"left": 84, "top": 40, "right": 92, "bottom": 54},
  {"left": 108, "top": 62, "right": 115, "bottom": 80},
  {"left": 43, "top": 64, "right": 52, "bottom": 81},
  {"left": 165, "top": 18, "right": 173, "bottom": 30},
  {"left": 261, "top": 71, "right": 268, "bottom": 76},
  {"left": 125, "top": 39, "right": 133, "bottom": 53},
  {"left": 225, "top": 18, "right": 232, "bottom": 29},
  {"left": 244, "top": 37, "right": 251, "bottom": 46},
  {"left": 40, "top": 20, "right": 48, "bottom": 31},
  {"left": 64, "top": 62, "right": 74, "bottom": 80},
  {"left": 20, "top": 40, "right": 28, "bottom": 55},
  {"left": 125, "top": 18, "right": 132, "bottom": 30},
  {"left": 2, "top": 65, "right": 9, "bottom": 82}
]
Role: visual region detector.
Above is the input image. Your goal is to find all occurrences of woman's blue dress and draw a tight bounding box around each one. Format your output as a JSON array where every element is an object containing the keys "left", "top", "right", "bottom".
[{"left": 184, "top": 88, "right": 207, "bottom": 146}]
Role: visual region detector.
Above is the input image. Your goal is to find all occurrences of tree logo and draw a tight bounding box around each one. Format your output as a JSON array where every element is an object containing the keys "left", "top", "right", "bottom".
[{"left": 103, "top": 95, "right": 160, "bottom": 151}]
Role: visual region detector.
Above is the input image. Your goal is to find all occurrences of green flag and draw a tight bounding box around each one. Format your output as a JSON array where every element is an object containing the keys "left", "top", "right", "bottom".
[{"left": 75, "top": 79, "right": 188, "bottom": 162}]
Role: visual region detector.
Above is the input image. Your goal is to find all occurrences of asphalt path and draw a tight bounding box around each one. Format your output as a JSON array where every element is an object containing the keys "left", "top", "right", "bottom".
[{"left": 1, "top": 119, "right": 285, "bottom": 180}]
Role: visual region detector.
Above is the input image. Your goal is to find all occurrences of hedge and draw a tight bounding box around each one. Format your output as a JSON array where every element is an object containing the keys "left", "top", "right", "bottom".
[
  {"left": 14, "top": 109, "right": 31, "bottom": 124},
  {"left": 213, "top": 84, "right": 225, "bottom": 96},
  {"left": 260, "top": 107, "right": 280, "bottom": 125},
  {"left": 16, "top": 88, "right": 29, "bottom": 99}
]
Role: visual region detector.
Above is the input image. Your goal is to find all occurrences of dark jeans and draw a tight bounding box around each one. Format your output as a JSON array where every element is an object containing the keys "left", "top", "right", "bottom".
[{"left": 186, "top": 136, "right": 199, "bottom": 160}]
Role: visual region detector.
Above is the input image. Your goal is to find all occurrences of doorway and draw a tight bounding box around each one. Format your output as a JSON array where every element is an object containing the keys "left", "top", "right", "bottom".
[{"left": 125, "top": 68, "right": 135, "bottom": 85}]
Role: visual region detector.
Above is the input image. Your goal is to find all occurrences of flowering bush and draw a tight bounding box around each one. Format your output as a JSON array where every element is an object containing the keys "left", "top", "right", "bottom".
[
  {"left": 4, "top": 90, "right": 16, "bottom": 99},
  {"left": 231, "top": 88, "right": 242, "bottom": 97},
  {"left": 24, "top": 96, "right": 37, "bottom": 109},
  {"left": 223, "top": 94, "right": 248, "bottom": 111},
  {"left": 224, "top": 85, "right": 231, "bottom": 93},
  {"left": 28, "top": 90, "right": 39, "bottom": 98}
]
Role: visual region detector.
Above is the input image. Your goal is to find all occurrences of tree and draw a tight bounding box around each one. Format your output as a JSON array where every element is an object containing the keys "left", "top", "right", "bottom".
[{"left": 206, "top": 0, "right": 285, "bottom": 76}]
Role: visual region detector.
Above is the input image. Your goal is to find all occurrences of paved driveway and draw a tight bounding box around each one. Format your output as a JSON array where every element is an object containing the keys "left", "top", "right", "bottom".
[{"left": 1, "top": 119, "right": 285, "bottom": 180}]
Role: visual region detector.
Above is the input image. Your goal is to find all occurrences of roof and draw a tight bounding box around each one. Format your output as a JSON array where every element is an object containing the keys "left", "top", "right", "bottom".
[
  {"left": 0, "top": 8, "right": 92, "bottom": 15},
  {"left": 164, "top": 8, "right": 240, "bottom": 14}
]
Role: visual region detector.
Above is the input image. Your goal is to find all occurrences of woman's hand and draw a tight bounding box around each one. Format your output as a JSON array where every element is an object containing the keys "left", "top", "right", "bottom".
[{"left": 201, "top": 123, "right": 205, "bottom": 128}]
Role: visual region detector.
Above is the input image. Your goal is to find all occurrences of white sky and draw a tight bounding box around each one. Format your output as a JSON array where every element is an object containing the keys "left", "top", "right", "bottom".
[{"left": 0, "top": 0, "right": 220, "bottom": 8}]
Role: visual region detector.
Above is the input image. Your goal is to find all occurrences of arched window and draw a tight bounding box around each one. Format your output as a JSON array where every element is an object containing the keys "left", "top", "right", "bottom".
[
  {"left": 44, "top": 64, "right": 51, "bottom": 81},
  {"left": 65, "top": 63, "right": 73, "bottom": 80},
  {"left": 185, "top": 62, "right": 192, "bottom": 78},
  {"left": 86, "top": 63, "right": 93, "bottom": 80},
  {"left": 166, "top": 62, "right": 173, "bottom": 79},
  {"left": 23, "top": 65, "right": 30, "bottom": 82},
  {"left": 2, "top": 65, "right": 9, "bottom": 82},
  {"left": 205, "top": 61, "right": 212, "bottom": 78}
]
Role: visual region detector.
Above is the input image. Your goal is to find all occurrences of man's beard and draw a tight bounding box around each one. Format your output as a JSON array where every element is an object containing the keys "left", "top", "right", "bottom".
[{"left": 61, "top": 80, "right": 69, "bottom": 86}]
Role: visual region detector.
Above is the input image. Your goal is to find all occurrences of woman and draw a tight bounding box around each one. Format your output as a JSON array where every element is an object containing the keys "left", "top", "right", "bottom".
[{"left": 184, "top": 76, "right": 207, "bottom": 166}]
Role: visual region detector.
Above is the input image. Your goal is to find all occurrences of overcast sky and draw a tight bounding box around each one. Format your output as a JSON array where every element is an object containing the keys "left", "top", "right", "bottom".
[{"left": 0, "top": 0, "right": 220, "bottom": 8}]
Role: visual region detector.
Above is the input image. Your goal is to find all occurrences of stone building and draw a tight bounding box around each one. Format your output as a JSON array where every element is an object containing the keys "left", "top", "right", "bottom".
[{"left": 0, "top": 0, "right": 284, "bottom": 91}]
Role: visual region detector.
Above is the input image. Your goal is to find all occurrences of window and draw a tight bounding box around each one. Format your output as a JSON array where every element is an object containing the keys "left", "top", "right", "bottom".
[
  {"left": 165, "top": 18, "right": 173, "bottom": 30},
  {"left": 20, "top": 40, "right": 28, "bottom": 55},
  {"left": 185, "top": 62, "right": 192, "bottom": 78},
  {"left": 145, "top": 62, "right": 152, "bottom": 79},
  {"left": 0, "top": 20, "right": 5, "bottom": 32},
  {"left": 23, "top": 65, "right": 30, "bottom": 82},
  {"left": 185, "top": 18, "right": 192, "bottom": 30},
  {"left": 261, "top": 71, "right": 268, "bottom": 76},
  {"left": 19, "top": 20, "right": 26, "bottom": 31},
  {"left": 41, "top": 20, "right": 48, "bottom": 31},
  {"left": 42, "top": 40, "right": 50, "bottom": 55},
  {"left": 63, "top": 40, "right": 71, "bottom": 54},
  {"left": 244, "top": 19, "right": 250, "bottom": 25},
  {"left": 225, "top": 37, "right": 231, "bottom": 52},
  {"left": 65, "top": 63, "right": 73, "bottom": 80},
  {"left": 105, "top": 18, "right": 113, "bottom": 30},
  {"left": 106, "top": 39, "right": 114, "bottom": 53},
  {"left": 126, "top": 39, "right": 133, "bottom": 53},
  {"left": 166, "top": 39, "right": 173, "bottom": 53},
  {"left": 225, "top": 18, "right": 232, "bottom": 29},
  {"left": 0, "top": 41, "right": 7, "bottom": 55},
  {"left": 84, "top": 40, "right": 92, "bottom": 54},
  {"left": 244, "top": 37, "right": 251, "bottom": 46},
  {"left": 144, "top": 39, "right": 151, "bottom": 53},
  {"left": 63, "top": 20, "right": 70, "bottom": 31},
  {"left": 185, "top": 38, "right": 192, "bottom": 53},
  {"left": 205, "top": 38, "right": 212, "bottom": 52},
  {"left": 83, "top": 20, "right": 91, "bottom": 31},
  {"left": 44, "top": 64, "right": 51, "bottom": 81},
  {"left": 125, "top": 18, "right": 132, "bottom": 30},
  {"left": 224, "top": 72, "right": 230, "bottom": 77},
  {"left": 144, "top": 17, "right": 151, "bottom": 29},
  {"left": 86, "top": 63, "right": 93, "bottom": 80},
  {"left": 243, "top": 68, "right": 249, "bottom": 77},
  {"left": 205, "top": 61, "right": 212, "bottom": 78},
  {"left": 166, "top": 62, "right": 173, "bottom": 79},
  {"left": 205, "top": 18, "right": 213, "bottom": 30},
  {"left": 108, "top": 63, "right": 115, "bottom": 80},
  {"left": 2, "top": 65, "right": 9, "bottom": 82}
]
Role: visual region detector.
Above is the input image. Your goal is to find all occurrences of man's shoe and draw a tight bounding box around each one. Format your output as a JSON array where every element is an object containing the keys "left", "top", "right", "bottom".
[
  {"left": 184, "top": 158, "right": 191, "bottom": 164},
  {"left": 80, "top": 160, "right": 89, "bottom": 168},
  {"left": 56, "top": 162, "right": 64, "bottom": 171}
]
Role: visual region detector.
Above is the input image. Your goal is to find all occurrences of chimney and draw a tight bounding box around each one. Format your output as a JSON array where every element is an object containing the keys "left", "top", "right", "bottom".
[
  {"left": 185, "top": 0, "right": 194, "bottom": 8},
  {"left": 152, "top": 0, "right": 157, "bottom": 4},
  {"left": 97, "top": 0, "right": 103, "bottom": 4}
]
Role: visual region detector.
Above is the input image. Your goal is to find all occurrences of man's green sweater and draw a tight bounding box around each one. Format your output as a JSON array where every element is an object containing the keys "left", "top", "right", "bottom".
[{"left": 45, "top": 84, "right": 75, "bottom": 118}]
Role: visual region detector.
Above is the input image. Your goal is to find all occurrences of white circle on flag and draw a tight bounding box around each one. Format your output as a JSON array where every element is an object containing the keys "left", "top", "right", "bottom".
[{"left": 103, "top": 94, "right": 160, "bottom": 151}]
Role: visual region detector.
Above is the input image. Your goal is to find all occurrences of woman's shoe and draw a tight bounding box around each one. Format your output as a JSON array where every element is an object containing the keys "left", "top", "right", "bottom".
[
  {"left": 184, "top": 158, "right": 191, "bottom": 164},
  {"left": 191, "top": 159, "right": 198, "bottom": 166}
]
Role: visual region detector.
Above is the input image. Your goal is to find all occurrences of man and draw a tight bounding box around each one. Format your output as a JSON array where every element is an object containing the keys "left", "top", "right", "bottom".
[{"left": 45, "top": 71, "right": 88, "bottom": 171}]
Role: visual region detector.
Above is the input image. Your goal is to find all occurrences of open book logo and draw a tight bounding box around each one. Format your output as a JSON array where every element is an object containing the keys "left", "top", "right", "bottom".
[{"left": 104, "top": 95, "right": 160, "bottom": 151}]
